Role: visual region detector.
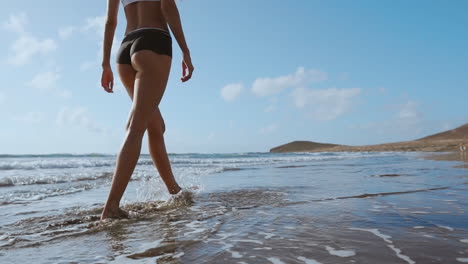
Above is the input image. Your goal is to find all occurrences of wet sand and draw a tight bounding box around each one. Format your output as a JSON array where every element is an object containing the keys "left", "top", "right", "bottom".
[
  {"left": 1, "top": 152, "right": 468, "bottom": 263},
  {"left": 422, "top": 152, "right": 468, "bottom": 169}
]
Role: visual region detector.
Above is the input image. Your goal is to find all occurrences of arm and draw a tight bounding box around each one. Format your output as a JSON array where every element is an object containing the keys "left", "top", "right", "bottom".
[
  {"left": 161, "top": 0, "right": 194, "bottom": 82},
  {"left": 101, "top": 0, "right": 120, "bottom": 93}
]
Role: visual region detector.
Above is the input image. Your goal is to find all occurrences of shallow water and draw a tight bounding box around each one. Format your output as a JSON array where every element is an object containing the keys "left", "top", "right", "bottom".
[{"left": 0, "top": 152, "right": 467, "bottom": 263}]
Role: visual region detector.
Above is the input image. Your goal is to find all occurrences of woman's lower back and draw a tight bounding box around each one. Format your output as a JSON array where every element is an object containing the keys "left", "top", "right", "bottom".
[{"left": 123, "top": 1, "right": 169, "bottom": 34}]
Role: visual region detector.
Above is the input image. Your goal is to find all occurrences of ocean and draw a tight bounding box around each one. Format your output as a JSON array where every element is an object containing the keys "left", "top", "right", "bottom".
[{"left": 0, "top": 152, "right": 467, "bottom": 263}]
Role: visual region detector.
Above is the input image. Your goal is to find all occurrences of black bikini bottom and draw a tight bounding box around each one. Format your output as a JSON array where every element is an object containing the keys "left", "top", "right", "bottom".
[{"left": 116, "top": 28, "right": 172, "bottom": 64}]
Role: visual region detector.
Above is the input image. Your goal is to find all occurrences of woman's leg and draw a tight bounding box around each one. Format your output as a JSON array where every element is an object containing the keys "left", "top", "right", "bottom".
[
  {"left": 101, "top": 51, "right": 172, "bottom": 220},
  {"left": 117, "top": 65, "right": 181, "bottom": 194},
  {"left": 147, "top": 109, "right": 181, "bottom": 194}
]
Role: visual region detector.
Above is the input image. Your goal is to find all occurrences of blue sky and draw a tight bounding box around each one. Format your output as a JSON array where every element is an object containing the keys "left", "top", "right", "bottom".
[{"left": 0, "top": 0, "right": 467, "bottom": 154}]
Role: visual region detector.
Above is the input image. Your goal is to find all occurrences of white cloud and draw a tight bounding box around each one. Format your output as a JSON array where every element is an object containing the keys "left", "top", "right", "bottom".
[
  {"left": 259, "top": 123, "right": 279, "bottom": 134},
  {"left": 221, "top": 83, "right": 243, "bottom": 102},
  {"left": 352, "top": 100, "right": 425, "bottom": 139},
  {"left": 56, "top": 106, "right": 107, "bottom": 134},
  {"left": 398, "top": 100, "right": 421, "bottom": 120},
  {"left": 80, "top": 15, "right": 120, "bottom": 67},
  {"left": 3, "top": 13, "right": 57, "bottom": 66},
  {"left": 58, "top": 26, "right": 75, "bottom": 39},
  {"left": 27, "top": 71, "right": 60, "bottom": 91},
  {"left": 252, "top": 67, "right": 328, "bottom": 97},
  {"left": 442, "top": 122, "right": 452, "bottom": 131},
  {"left": 80, "top": 61, "right": 95, "bottom": 71},
  {"left": 82, "top": 16, "right": 106, "bottom": 36},
  {"left": 392, "top": 100, "right": 424, "bottom": 135},
  {"left": 264, "top": 97, "right": 278, "bottom": 113},
  {"left": 7, "top": 34, "right": 57, "bottom": 66},
  {"left": 11, "top": 111, "right": 44, "bottom": 124},
  {"left": 59, "top": 89, "right": 73, "bottom": 99},
  {"left": 2, "top": 13, "right": 27, "bottom": 33},
  {"left": 292, "top": 87, "right": 361, "bottom": 121},
  {"left": 26, "top": 71, "right": 72, "bottom": 98}
]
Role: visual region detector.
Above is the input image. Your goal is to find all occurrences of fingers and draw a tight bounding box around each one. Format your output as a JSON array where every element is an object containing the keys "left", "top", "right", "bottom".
[
  {"left": 101, "top": 80, "right": 113, "bottom": 93},
  {"left": 181, "top": 62, "right": 187, "bottom": 81},
  {"left": 181, "top": 69, "right": 192, "bottom": 82},
  {"left": 182, "top": 61, "right": 186, "bottom": 75},
  {"left": 109, "top": 79, "right": 114, "bottom": 92},
  {"left": 100, "top": 72, "right": 114, "bottom": 93},
  {"left": 181, "top": 61, "right": 194, "bottom": 82}
]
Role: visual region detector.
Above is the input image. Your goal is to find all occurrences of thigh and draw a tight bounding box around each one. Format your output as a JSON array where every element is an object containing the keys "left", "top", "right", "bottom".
[
  {"left": 130, "top": 50, "right": 172, "bottom": 126},
  {"left": 118, "top": 62, "right": 165, "bottom": 132},
  {"left": 117, "top": 64, "right": 137, "bottom": 100}
]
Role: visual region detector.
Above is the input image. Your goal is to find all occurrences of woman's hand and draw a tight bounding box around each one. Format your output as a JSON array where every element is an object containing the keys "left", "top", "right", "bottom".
[
  {"left": 181, "top": 52, "right": 194, "bottom": 82},
  {"left": 101, "top": 65, "right": 114, "bottom": 93}
]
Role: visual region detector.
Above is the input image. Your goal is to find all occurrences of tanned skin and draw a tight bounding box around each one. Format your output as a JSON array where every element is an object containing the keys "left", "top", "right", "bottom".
[{"left": 100, "top": 0, "right": 194, "bottom": 220}]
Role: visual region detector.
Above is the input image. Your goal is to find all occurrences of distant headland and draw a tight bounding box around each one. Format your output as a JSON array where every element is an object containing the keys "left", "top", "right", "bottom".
[{"left": 270, "top": 123, "right": 468, "bottom": 153}]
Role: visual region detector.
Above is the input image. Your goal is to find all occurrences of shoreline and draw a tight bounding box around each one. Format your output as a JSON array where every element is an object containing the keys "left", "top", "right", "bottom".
[
  {"left": 271, "top": 139, "right": 468, "bottom": 153},
  {"left": 421, "top": 151, "right": 468, "bottom": 168}
]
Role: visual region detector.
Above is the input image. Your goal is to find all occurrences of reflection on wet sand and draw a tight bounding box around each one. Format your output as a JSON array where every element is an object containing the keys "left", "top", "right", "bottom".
[{"left": 1, "top": 152, "right": 468, "bottom": 263}]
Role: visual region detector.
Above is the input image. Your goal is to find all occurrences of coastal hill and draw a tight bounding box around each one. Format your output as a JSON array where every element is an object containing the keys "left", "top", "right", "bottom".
[
  {"left": 419, "top": 123, "right": 468, "bottom": 141},
  {"left": 270, "top": 141, "right": 340, "bottom": 153},
  {"left": 270, "top": 123, "right": 468, "bottom": 153}
]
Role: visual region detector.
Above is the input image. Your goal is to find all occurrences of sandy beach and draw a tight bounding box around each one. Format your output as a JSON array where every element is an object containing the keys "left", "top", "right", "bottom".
[{"left": 1, "top": 152, "right": 467, "bottom": 263}]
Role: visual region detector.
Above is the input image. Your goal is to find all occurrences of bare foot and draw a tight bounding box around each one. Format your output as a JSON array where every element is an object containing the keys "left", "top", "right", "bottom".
[
  {"left": 169, "top": 185, "right": 182, "bottom": 195},
  {"left": 100, "top": 207, "right": 129, "bottom": 220}
]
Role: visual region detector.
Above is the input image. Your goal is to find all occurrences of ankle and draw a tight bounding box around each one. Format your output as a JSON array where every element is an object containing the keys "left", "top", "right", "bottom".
[
  {"left": 104, "top": 202, "right": 120, "bottom": 212},
  {"left": 169, "top": 186, "right": 182, "bottom": 195}
]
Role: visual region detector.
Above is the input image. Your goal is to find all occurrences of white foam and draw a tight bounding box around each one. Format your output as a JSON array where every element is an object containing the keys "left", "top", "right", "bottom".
[
  {"left": 461, "top": 239, "right": 468, "bottom": 243},
  {"left": 349, "top": 227, "right": 415, "bottom": 264},
  {"left": 258, "top": 231, "right": 275, "bottom": 239},
  {"left": 437, "top": 225, "right": 454, "bottom": 231},
  {"left": 137, "top": 238, "right": 164, "bottom": 251},
  {"left": 410, "top": 211, "right": 429, "bottom": 214},
  {"left": 232, "top": 239, "right": 264, "bottom": 245},
  {"left": 413, "top": 226, "right": 425, "bottom": 229},
  {"left": 184, "top": 227, "right": 206, "bottom": 236},
  {"left": 297, "top": 256, "right": 322, "bottom": 264},
  {"left": 254, "top": 247, "right": 272, "bottom": 250},
  {"left": 457, "top": 258, "right": 468, "bottom": 263},
  {"left": 268, "top": 257, "right": 286, "bottom": 264},
  {"left": 325, "top": 246, "right": 355, "bottom": 257},
  {"left": 216, "top": 232, "right": 234, "bottom": 240},
  {"left": 186, "top": 220, "right": 203, "bottom": 228},
  {"left": 229, "top": 250, "right": 243, "bottom": 258},
  {"left": 170, "top": 220, "right": 189, "bottom": 226},
  {"left": 173, "top": 252, "right": 184, "bottom": 258},
  {"left": 349, "top": 228, "right": 392, "bottom": 243},
  {"left": 388, "top": 245, "right": 415, "bottom": 264},
  {"left": 221, "top": 243, "right": 233, "bottom": 250}
]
